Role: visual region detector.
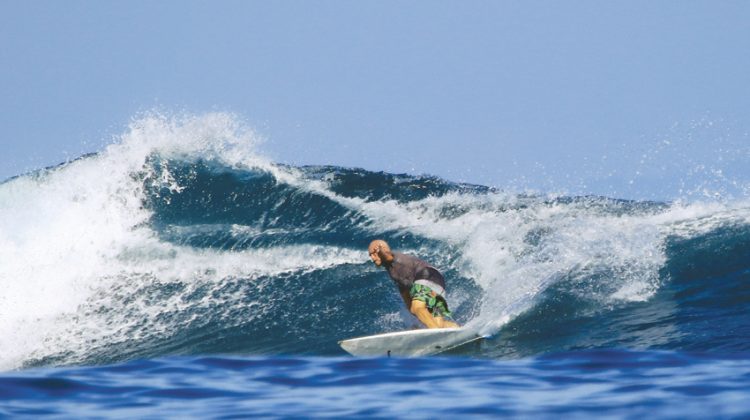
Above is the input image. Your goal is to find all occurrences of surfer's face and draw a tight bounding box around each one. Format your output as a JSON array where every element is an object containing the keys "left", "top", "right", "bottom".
[
  {"left": 369, "top": 248, "right": 382, "bottom": 266},
  {"left": 368, "top": 239, "right": 392, "bottom": 266}
]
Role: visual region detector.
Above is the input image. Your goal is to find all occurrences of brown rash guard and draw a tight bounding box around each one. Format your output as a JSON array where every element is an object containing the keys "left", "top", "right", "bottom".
[{"left": 383, "top": 252, "right": 447, "bottom": 294}]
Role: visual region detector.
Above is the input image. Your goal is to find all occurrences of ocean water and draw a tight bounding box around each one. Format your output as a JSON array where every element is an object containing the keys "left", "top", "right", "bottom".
[{"left": 1, "top": 113, "right": 749, "bottom": 418}]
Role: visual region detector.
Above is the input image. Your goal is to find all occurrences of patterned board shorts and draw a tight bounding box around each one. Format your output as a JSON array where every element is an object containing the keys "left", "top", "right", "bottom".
[{"left": 409, "top": 283, "right": 454, "bottom": 320}]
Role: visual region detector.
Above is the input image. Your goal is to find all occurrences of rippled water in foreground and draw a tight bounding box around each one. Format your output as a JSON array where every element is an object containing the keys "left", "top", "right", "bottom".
[{"left": 2, "top": 351, "right": 749, "bottom": 418}]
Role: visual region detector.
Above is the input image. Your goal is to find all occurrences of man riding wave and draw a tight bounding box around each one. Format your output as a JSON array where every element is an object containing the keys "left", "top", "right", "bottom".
[{"left": 368, "top": 239, "right": 459, "bottom": 329}]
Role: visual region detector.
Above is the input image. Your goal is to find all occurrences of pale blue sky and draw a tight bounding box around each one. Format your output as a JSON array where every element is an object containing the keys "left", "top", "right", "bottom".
[{"left": 2, "top": 1, "right": 749, "bottom": 199}]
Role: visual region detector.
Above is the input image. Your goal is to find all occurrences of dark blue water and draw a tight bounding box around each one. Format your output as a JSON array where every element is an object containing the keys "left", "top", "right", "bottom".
[
  {"left": 2, "top": 351, "right": 749, "bottom": 418},
  {"left": 1, "top": 116, "right": 749, "bottom": 417}
]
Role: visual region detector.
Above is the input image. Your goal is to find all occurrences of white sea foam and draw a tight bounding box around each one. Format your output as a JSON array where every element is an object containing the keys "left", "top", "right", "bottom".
[
  {"left": 0, "top": 113, "right": 358, "bottom": 370},
  {"left": 340, "top": 190, "right": 750, "bottom": 337}
]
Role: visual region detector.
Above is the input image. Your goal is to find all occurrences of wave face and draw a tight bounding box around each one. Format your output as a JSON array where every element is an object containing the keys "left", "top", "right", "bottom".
[{"left": 1, "top": 113, "right": 749, "bottom": 370}]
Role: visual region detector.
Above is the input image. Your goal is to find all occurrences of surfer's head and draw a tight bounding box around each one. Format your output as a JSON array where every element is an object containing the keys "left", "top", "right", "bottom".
[{"left": 368, "top": 239, "right": 393, "bottom": 266}]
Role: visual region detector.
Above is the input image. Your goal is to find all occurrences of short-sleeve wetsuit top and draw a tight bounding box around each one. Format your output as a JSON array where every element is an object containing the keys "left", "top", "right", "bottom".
[{"left": 383, "top": 252, "right": 446, "bottom": 293}]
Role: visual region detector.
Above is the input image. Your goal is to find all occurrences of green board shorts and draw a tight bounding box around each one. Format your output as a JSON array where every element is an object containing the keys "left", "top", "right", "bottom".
[{"left": 409, "top": 283, "right": 454, "bottom": 320}]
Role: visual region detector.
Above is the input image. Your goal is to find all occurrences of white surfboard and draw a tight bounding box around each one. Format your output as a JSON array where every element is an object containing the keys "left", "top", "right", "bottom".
[{"left": 339, "top": 328, "right": 483, "bottom": 357}]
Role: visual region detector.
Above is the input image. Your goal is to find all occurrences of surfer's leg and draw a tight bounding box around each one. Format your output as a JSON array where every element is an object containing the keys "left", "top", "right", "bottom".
[
  {"left": 409, "top": 284, "right": 442, "bottom": 328},
  {"left": 433, "top": 299, "right": 459, "bottom": 328},
  {"left": 410, "top": 284, "right": 459, "bottom": 328}
]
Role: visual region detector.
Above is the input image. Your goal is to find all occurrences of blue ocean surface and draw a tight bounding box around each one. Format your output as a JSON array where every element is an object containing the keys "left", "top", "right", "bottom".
[
  {"left": 2, "top": 351, "right": 749, "bottom": 418},
  {"left": 1, "top": 114, "right": 749, "bottom": 417}
]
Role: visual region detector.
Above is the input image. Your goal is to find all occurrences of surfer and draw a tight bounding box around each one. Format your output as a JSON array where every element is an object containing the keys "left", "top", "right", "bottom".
[{"left": 368, "top": 239, "right": 459, "bottom": 329}]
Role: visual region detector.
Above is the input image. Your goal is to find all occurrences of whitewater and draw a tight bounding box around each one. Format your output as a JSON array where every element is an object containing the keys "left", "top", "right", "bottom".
[{"left": 1, "top": 113, "right": 749, "bottom": 417}]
